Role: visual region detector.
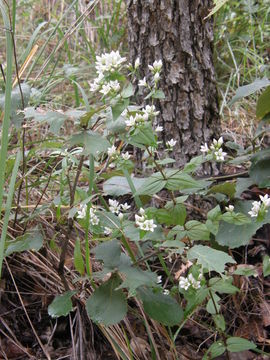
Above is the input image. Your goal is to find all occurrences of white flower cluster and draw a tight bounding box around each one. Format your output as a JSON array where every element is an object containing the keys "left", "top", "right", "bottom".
[
  {"left": 77, "top": 204, "right": 99, "bottom": 225},
  {"left": 225, "top": 205, "right": 234, "bottom": 212},
  {"left": 179, "top": 273, "right": 202, "bottom": 291},
  {"left": 90, "top": 50, "right": 126, "bottom": 95},
  {"left": 125, "top": 105, "right": 160, "bottom": 129},
  {"left": 248, "top": 194, "right": 270, "bottom": 218},
  {"left": 166, "top": 138, "right": 177, "bottom": 149},
  {"left": 107, "top": 145, "right": 131, "bottom": 162},
  {"left": 108, "top": 199, "right": 130, "bottom": 221},
  {"left": 135, "top": 208, "right": 157, "bottom": 232},
  {"left": 200, "top": 137, "right": 227, "bottom": 162},
  {"left": 138, "top": 60, "right": 163, "bottom": 88}
]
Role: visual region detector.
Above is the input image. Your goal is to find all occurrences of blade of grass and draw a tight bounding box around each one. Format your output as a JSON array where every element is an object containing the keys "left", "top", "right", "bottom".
[{"left": 0, "top": 151, "right": 22, "bottom": 278}]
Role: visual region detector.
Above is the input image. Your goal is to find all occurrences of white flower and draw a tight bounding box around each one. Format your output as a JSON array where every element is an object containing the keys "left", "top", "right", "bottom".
[
  {"left": 166, "top": 139, "right": 177, "bottom": 148},
  {"left": 125, "top": 116, "right": 136, "bottom": 127},
  {"left": 118, "top": 212, "right": 124, "bottom": 221},
  {"left": 77, "top": 204, "right": 87, "bottom": 219},
  {"left": 104, "top": 227, "right": 112, "bottom": 235},
  {"left": 134, "top": 57, "right": 140, "bottom": 69},
  {"left": 109, "top": 162, "right": 116, "bottom": 168},
  {"left": 163, "top": 289, "right": 169, "bottom": 295},
  {"left": 109, "top": 199, "right": 121, "bottom": 214},
  {"left": 107, "top": 145, "right": 118, "bottom": 157},
  {"left": 214, "top": 148, "right": 227, "bottom": 162},
  {"left": 259, "top": 194, "right": 270, "bottom": 207},
  {"left": 157, "top": 275, "right": 162, "bottom": 284},
  {"left": 179, "top": 276, "right": 190, "bottom": 291},
  {"left": 135, "top": 208, "right": 157, "bottom": 232},
  {"left": 188, "top": 274, "right": 201, "bottom": 289},
  {"left": 213, "top": 137, "right": 224, "bottom": 147},
  {"left": 155, "top": 126, "right": 163, "bottom": 132},
  {"left": 154, "top": 72, "right": 160, "bottom": 82},
  {"left": 121, "top": 203, "right": 131, "bottom": 211},
  {"left": 121, "top": 109, "right": 128, "bottom": 117},
  {"left": 95, "top": 50, "right": 126, "bottom": 74},
  {"left": 89, "top": 207, "right": 99, "bottom": 225},
  {"left": 143, "top": 105, "right": 159, "bottom": 116},
  {"left": 122, "top": 152, "right": 131, "bottom": 160},
  {"left": 100, "top": 80, "right": 120, "bottom": 95},
  {"left": 225, "top": 205, "right": 234, "bottom": 212},
  {"left": 200, "top": 143, "right": 209, "bottom": 153},
  {"left": 138, "top": 77, "right": 147, "bottom": 87},
  {"left": 148, "top": 60, "right": 162, "bottom": 73},
  {"left": 248, "top": 201, "right": 261, "bottom": 218}
]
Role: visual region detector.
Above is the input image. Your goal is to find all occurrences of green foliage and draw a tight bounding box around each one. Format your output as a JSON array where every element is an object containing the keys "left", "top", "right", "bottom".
[
  {"left": 48, "top": 290, "right": 77, "bottom": 318},
  {"left": 5, "top": 228, "right": 43, "bottom": 256}
]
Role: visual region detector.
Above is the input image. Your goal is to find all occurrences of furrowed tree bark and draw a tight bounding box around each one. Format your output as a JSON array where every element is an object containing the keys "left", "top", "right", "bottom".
[{"left": 127, "top": 0, "right": 220, "bottom": 168}]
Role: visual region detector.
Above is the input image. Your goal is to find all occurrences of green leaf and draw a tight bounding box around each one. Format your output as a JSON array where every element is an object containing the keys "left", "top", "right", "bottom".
[
  {"left": 183, "top": 155, "right": 204, "bottom": 173},
  {"left": 74, "top": 239, "right": 84, "bottom": 275},
  {"left": 235, "top": 177, "right": 254, "bottom": 198},
  {"left": 93, "top": 240, "right": 121, "bottom": 268},
  {"left": 209, "top": 277, "right": 239, "bottom": 294},
  {"left": 86, "top": 276, "right": 127, "bottom": 326},
  {"left": 187, "top": 245, "right": 236, "bottom": 274},
  {"left": 256, "top": 86, "right": 270, "bottom": 119},
  {"left": 203, "top": 341, "right": 226, "bottom": 359},
  {"left": 128, "top": 123, "right": 156, "bottom": 148},
  {"left": 118, "top": 267, "right": 157, "bottom": 295},
  {"left": 216, "top": 200, "right": 270, "bottom": 248},
  {"left": 48, "top": 290, "right": 77, "bottom": 318},
  {"left": 226, "top": 337, "right": 257, "bottom": 352},
  {"left": 208, "top": 182, "right": 236, "bottom": 199},
  {"left": 103, "top": 176, "right": 145, "bottom": 196},
  {"left": 263, "top": 255, "right": 270, "bottom": 277},
  {"left": 79, "top": 105, "right": 106, "bottom": 128},
  {"left": 136, "top": 173, "right": 166, "bottom": 196},
  {"left": 111, "top": 98, "right": 129, "bottom": 120},
  {"left": 151, "top": 89, "right": 165, "bottom": 99},
  {"left": 165, "top": 170, "right": 210, "bottom": 192},
  {"left": 186, "top": 220, "right": 210, "bottom": 241},
  {"left": 221, "top": 212, "right": 251, "bottom": 225},
  {"left": 5, "top": 228, "right": 43, "bottom": 256},
  {"left": 70, "top": 131, "right": 110, "bottom": 156},
  {"left": 121, "top": 83, "right": 134, "bottom": 98},
  {"left": 206, "top": 293, "right": 221, "bottom": 314},
  {"left": 249, "top": 148, "right": 270, "bottom": 187},
  {"left": 213, "top": 314, "right": 226, "bottom": 332},
  {"left": 138, "top": 288, "right": 183, "bottom": 326},
  {"left": 229, "top": 77, "right": 270, "bottom": 106},
  {"left": 24, "top": 107, "right": 67, "bottom": 134}
]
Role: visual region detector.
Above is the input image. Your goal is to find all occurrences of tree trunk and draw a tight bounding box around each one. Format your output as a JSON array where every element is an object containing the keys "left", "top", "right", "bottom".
[{"left": 127, "top": 0, "right": 220, "bottom": 168}]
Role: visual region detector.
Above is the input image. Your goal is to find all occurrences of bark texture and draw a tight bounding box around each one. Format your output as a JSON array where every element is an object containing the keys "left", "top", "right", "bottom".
[{"left": 127, "top": 0, "right": 220, "bottom": 167}]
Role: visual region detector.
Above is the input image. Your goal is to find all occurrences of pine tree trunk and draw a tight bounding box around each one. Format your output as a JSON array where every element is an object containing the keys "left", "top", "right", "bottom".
[{"left": 127, "top": 0, "right": 220, "bottom": 168}]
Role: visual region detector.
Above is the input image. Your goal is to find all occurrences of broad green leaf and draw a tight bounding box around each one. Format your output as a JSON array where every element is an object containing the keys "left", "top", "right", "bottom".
[
  {"left": 74, "top": 239, "right": 84, "bottom": 275},
  {"left": 138, "top": 288, "right": 183, "bottom": 326},
  {"left": 216, "top": 200, "right": 270, "bottom": 248},
  {"left": 187, "top": 245, "right": 236, "bottom": 274},
  {"left": 249, "top": 148, "right": 270, "bottom": 187},
  {"left": 221, "top": 212, "right": 251, "bottom": 225},
  {"left": 213, "top": 314, "right": 226, "bottom": 331},
  {"left": 183, "top": 155, "right": 204, "bottom": 173},
  {"left": 93, "top": 240, "right": 121, "bottom": 268},
  {"left": 206, "top": 293, "right": 220, "bottom": 314},
  {"left": 151, "top": 89, "right": 165, "bottom": 99},
  {"left": 70, "top": 131, "right": 110, "bottom": 156},
  {"left": 229, "top": 77, "right": 270, "bottom": 106},
  {"left": 129, "top": 124, "right": 156, "bottom": 148},
  {"left": 235, "top": 177, "right": 254, "bottom": 198},
  {"left": 186, "top": 220, "right": 210, "bottom": 241},
  {"left": 111, "top": 98, "right": 129, "bottom": 120},
  {"left": 263, "top": 255, "right": 270, "bottom": 277},
  {"left": 208, "top": 182, "right": 236, "bottom": 199},
  {"left": 203, "top": 341, "right": 226, "bottom": 359},
  {"left": 209, "top": 277, "right": 239, "bottom": 294},
  {"left": 256, "top": 86, "right": 270, "bottom": 119},
  {"left": 165, "top": 170, "right": 210, "bottom": 192},
  {"left": 103, "top": 176, "right": 145, "bottom": 196},
  {"left": 136, "top": 173, "right": 166, "bottom": 195},
  {"left": 118, "top": 267, "right": 157, "bottom": 295},
  {"left": 86, "top": 276, "right": 127, "bottom": 325},
  {"left": 185, "top": 287, "right": 209, "bottom": 314},
  {"left": 24, "top": 107, "right": 67, "bottom": 134},
  {"left": 226, "top": 337, "right": 256, "bottom": 352},
  {"left": 5, "top": 228, "right": 43, "bottom": 256},
  {"left": 48, "top": 290, "right": 77, "bottom": 318},
  {"left": 121, "top": 83, "right": 134, "bottom": 98}
]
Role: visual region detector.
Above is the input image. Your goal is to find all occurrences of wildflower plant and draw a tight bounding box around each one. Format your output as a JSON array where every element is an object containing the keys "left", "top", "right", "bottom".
[{"left": 15, "top": 49, "right": 269, "bottom": 357}]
